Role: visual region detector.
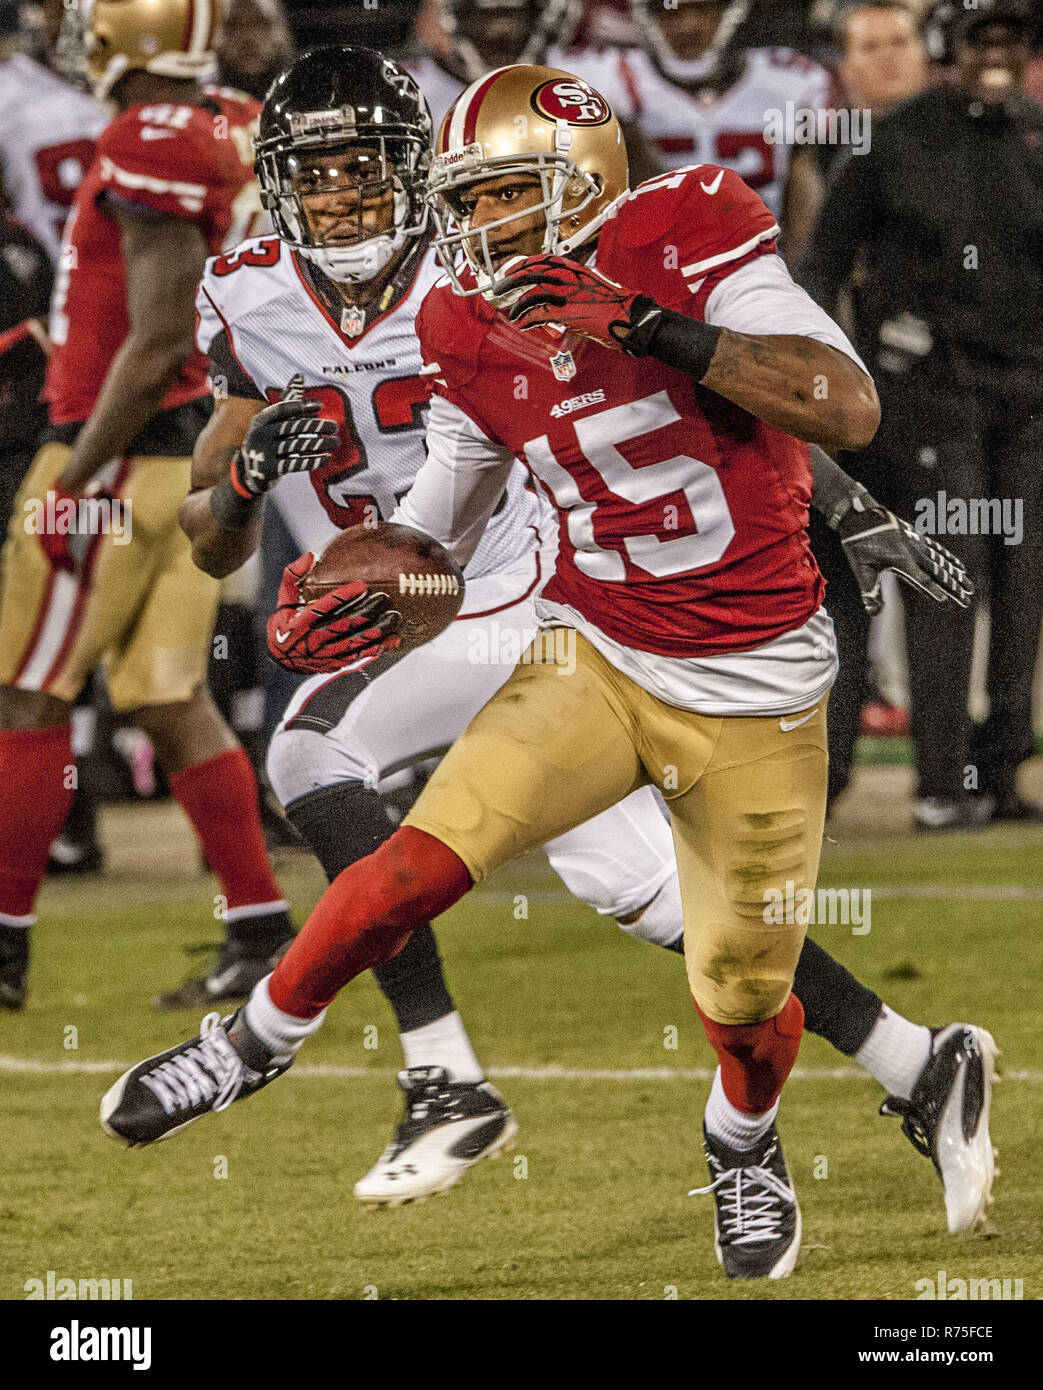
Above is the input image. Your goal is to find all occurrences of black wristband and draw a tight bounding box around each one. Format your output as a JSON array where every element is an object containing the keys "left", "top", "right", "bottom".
[
  {"left": 623, "top": 297, "right": 722, "bottom": 381},
  {"left": 210, "top": 474, "right": 262, "bottom": 529}
]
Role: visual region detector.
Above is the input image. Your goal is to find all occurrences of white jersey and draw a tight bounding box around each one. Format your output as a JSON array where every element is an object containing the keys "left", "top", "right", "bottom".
[
  {"left": 402, "top": 56, "right": 467, "bottom": 134},
  {"left": 405, "top": 46, "right": 573, "bottom": 134},
  {"left": 0, "top": 54, "right": 106, "bottom": 263},
  {"left": 195, "top": 236, "right": 544, "bottom": 592},
  {"left": 569, "top": 45, "right": 831, "bottom": 221}
]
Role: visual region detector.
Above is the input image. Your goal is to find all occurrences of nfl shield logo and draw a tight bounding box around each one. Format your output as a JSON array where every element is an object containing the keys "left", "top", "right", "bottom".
[
  {"left": 550, "top": 349, "right": 576, "bottom": 382},
  {"left": 340, "top": 304, "right": 366, "bottom": 338}
]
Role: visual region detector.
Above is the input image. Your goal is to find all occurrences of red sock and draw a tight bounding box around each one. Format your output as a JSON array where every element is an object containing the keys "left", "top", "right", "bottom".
[
  {"left": 169, "top": 748, "right": 283, "bottom": 913},
  {"left": 0, "top": 725, "right": 74, "bottom": 920},
  {"left": 269, "top": 827, "right": 472, "bottom": 1017},
  {"left": 697, "top": 994, "right": 805, "bottom": 1115}
]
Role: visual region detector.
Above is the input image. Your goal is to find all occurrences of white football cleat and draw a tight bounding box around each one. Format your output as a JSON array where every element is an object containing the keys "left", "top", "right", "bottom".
[
  {"left": 354, "top": 1066, "right": 516, "bottom": 1207},
  {"left": 881, "top": 1022, "right": 999, "bottom": 1232}
]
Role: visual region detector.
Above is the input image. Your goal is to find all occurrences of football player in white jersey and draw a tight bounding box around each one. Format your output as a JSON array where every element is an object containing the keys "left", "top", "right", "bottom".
[
  {"left": 404, "top": 0, "right": 583, "bottom": 131},
  {"left": 153, "top": 47, "right": 996, "bottom": 1234},
  {"left": 0, "top": 0, "right": 105, "bottom": 263},
  {"left": 567, "top": 0, "right": 830, "bottom": 259},
  {"left": 403, "top": 0, "right": 663, "bottom": 182}
]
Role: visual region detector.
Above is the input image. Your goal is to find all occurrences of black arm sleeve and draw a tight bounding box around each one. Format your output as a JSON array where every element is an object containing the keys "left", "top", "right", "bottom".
[
  {"left": 208, "top": 329, "right": 265, "bottom": 402},
  {"left": 810, "top": 445, "right": 877, "bottom": 529}
]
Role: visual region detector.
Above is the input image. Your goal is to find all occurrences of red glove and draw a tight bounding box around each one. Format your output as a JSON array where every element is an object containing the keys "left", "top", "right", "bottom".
[
  {"left": 36, "top": 484, "right": 111, "bottom": 573},
  {"left": 266, "top": 553, "right": 402, "bottom": 675},
  {"left": 503, "top": 254, "right": 658, "bottom": 350}
]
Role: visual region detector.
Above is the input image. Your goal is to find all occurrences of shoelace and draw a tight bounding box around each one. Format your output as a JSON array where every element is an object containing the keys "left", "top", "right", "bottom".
[
  {"left": 689, "top": 1162, "right": 796, "bottom": 1245},
  {"left": 140, "top": 1013, "right": 245, "bottom": 1116},
  {"left": 880, "top": 1094, "right": 933, "bottom": 1157},
  {"left": 382, "top": 1083, "right": 468, "bottom": 1162}
]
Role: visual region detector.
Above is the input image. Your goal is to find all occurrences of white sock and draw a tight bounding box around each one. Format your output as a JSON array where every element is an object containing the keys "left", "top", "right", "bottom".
[
  {"left": 400, "top": 1010, "right": 484, "bottom": 1083},
  {"left": 243, "top": 975, "right": 326, "bottom": 1061},
  {"left": 855, "top": 1005, "right": 932, "bottom": 1099},
  {"left": 704, "top": 1068, "right": 779, "bottom": 1151},
  {"left": 0, "top": 913, "right": 33, "bottom": 928},
  {"left": 616, "top": 875, "right": 684, "bottom": 949}
]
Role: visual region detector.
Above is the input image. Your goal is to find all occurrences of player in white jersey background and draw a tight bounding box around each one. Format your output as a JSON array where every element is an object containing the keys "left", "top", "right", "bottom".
[
  {"left": 401, "top": 0, "right": 827, "bottom": 256},
  {"left": 0, "top": 0, "right": 107, "bottom": 878},
  {"left": 404, "top": 0, "right": 583, "bottom": 129},
  {"left": 176, "top": 45, "right": 994, "bottom": 1225},
  {"left": 559, "top": 0, "right": 831, "bottom": 260},
  {"left": 403, "top": 0, "right": 663, "bottom": 179},
  {"left": 0, "top": 0, "right": 105, "bottom": 263}
]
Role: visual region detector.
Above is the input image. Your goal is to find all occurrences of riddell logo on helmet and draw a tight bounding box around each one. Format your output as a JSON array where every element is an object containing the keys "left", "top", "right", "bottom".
[
  {"left": 436, "top": 143, "right": 483, "bottom": 169},
  {"left": 531, "top": 80, "right": 610, "bottom": 126},
  {"left": 290, "top": 107, "right": 356, "bottom": 135}
]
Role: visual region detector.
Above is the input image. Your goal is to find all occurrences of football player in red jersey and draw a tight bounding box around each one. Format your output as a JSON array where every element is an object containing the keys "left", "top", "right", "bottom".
[
  {"left": 0, "top": 0, "right": 291, "bottom": 1010},
  {"left": 103, "top": 67, "right": 993, "bottom": 1276}
]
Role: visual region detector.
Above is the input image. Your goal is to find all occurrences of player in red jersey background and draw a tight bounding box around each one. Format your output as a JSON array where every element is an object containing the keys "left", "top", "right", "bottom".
[{"left": 0, "top": 0, "right": 290, "bottom": 1011}]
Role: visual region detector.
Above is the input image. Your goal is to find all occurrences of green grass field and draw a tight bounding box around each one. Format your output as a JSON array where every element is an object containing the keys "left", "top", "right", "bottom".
[{"left": 3, "top": 797, "right": 1041, "bottom": 1302}]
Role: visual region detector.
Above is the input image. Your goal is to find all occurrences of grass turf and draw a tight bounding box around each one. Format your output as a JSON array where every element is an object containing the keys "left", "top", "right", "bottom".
[{"left": 2, "top": 822, "right": 1040, "bottom": 1301}]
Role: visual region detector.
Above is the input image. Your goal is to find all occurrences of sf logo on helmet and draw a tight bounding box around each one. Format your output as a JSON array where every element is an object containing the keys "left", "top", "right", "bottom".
[{"left": 532, "top": 80, "right": 610, "bottom": 126}]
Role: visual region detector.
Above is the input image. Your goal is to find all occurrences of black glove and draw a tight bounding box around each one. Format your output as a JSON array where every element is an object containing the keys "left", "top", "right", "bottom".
[
  {"left": 836, "top": 490, "right": 974, "bottom": 617},
  {"left": 229, "top": 374, "right": 340, "bottom": 499}
]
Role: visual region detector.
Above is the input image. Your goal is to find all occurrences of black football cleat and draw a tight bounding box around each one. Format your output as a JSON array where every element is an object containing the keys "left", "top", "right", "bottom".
[
  {"left": 153, "top": 914, "right": 294, "bottom": 1011},
  {"left": 691, "top": 1124, "right": 802, "bottom": 1280},
  {"left": 354, "top": 1066, "right": 517, "bottom": 1206},
  {"left": 100, "top": 1011, "right": 291, "bottom": 1147},
  {"left": 0, "top": 924, "right": 29, "bottom": 1011},
  {"left": 880, "top": 1022, "right": 999, "bottom": 1232},
  {"left": 913, "top": 795, "right": 995, "bottom": 833},
  {"left": 47, "top": 835, "right": 105, "bottom": 876}
]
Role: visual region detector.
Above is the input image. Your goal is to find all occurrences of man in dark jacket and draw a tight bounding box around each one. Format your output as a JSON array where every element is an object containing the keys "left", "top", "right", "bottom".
[{"left": 801, "top": 0, "right": 1043, "bottom": 828}]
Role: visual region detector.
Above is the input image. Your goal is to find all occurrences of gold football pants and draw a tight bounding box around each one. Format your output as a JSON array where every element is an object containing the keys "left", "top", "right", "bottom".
[
  {"left": 405, "top": 630, "right": 828, "bottom": 1024},
  {"left": 0, "top": 443, "right": 219, "bottom": 711}
]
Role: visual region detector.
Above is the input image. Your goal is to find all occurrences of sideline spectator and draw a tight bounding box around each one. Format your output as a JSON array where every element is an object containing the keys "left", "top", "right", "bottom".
[
  {"left": 801, "top": 0, "right": 1043, "bottom": 828},
  {"left": 217, "top": 0, "right": 296, "bottom": 100}
]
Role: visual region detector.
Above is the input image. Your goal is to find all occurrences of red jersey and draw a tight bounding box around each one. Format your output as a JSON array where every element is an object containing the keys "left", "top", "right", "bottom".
[
  {"left": 416, "top": 166, "right": 825, "bottom": 659},
  {"left": 46, "top": 89, "right": 259, "bottom": 426}
]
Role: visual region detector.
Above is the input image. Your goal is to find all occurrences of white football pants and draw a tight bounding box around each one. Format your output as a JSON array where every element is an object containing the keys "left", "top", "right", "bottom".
[{"left": 267, "top": 543, "right": 682, "bottom": 946}]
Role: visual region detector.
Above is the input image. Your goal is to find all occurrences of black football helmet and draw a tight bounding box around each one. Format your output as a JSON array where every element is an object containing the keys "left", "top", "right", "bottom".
[{"left": 255, "top": 46, "right": 433, "bottom": 283}]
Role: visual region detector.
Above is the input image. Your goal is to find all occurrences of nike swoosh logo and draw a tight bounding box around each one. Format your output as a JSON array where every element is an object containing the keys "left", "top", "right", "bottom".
[
  {"left": 140, "top": 127, "right": 176, "bottom": 140},
  {"left": 779, "top": 708, "right": 819, "bottom": 732},
  {"left": 275, "top": 629, "right": 291, "bottom": 644},
  {"left": 700, "top": 170, "right": 725, "bottom": 195},
  {"left": 206, "top": 965, "right": 248, "bottom": 995}
]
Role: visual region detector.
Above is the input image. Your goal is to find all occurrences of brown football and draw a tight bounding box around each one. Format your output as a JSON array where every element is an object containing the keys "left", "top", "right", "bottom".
[{"left": 299, "top": 522, "right": 465, "bottom": 655}]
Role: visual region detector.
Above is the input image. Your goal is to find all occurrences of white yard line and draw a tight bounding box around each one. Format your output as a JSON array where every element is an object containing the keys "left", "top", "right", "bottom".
[{"left": 1, "top": 1055, "right": 1039, "bottom": 1082}]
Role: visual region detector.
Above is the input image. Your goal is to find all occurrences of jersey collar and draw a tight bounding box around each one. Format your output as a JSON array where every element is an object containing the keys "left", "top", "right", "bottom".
[{"left": 291, "top": 237, "right": 430, "bottom": 349}]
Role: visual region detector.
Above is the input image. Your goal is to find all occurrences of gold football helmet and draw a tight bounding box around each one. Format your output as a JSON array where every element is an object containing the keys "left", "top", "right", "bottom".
[
  {"left": 426, "top": 64, "right": 628, "bottom": 301},
  {"left": 80, "top": 0, "right": 223, "bottom": 99}
]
